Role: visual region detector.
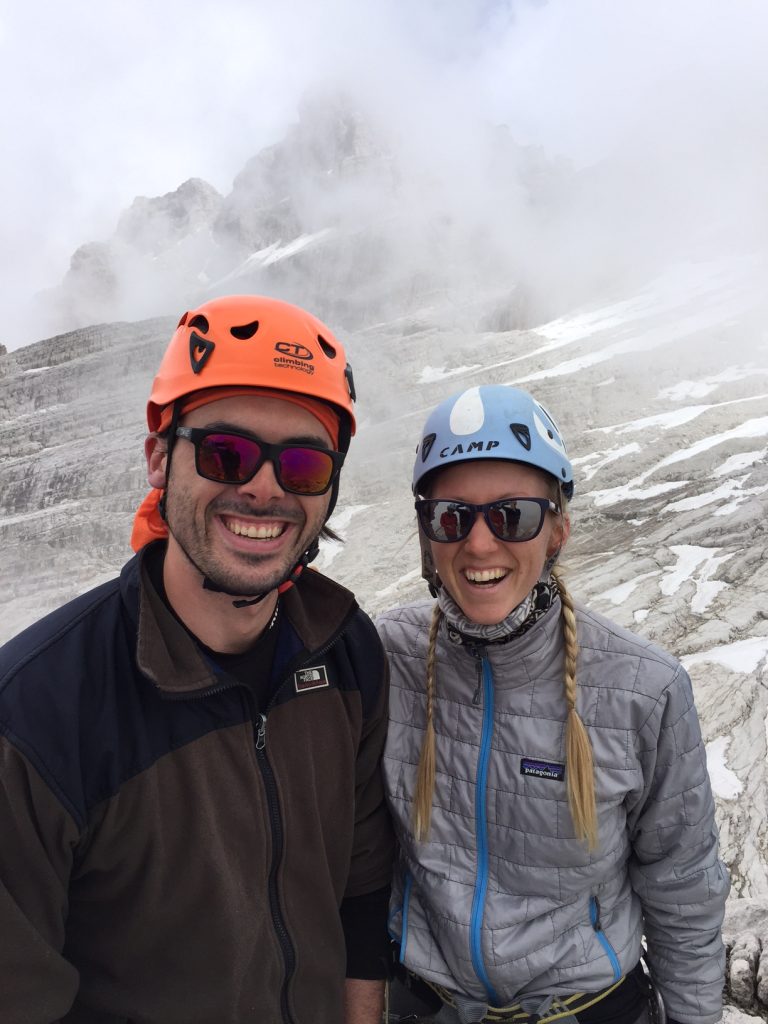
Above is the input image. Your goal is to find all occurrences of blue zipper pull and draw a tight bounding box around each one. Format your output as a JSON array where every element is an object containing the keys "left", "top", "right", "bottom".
[{"left": 255, "top": 713, "right": 267, "bottom": 751}]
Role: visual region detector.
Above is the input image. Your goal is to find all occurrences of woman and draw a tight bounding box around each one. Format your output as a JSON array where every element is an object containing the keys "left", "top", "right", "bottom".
[{"left": 377, "top": 385, "right": 728, "bottom": 1024}]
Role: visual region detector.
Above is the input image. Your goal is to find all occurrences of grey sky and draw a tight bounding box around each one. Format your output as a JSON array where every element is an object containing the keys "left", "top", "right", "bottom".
[{"left": 2, "top": 0, "right": 767, "bottom": 348}]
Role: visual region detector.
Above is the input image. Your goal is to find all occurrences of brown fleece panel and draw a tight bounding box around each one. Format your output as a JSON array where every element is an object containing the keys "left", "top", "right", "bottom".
[
  {"left": 135, "top": 561, "right": 215, "bottom": 693},
  {"left": 282, "top": 567, "right": 356, "bottom": 653},
  {"left": 269, "top": 684, "right": 394, "bottom": 1019},
  {"left": 0, "top": 736, "right": 81, "bottom": 1020},
  {"left": 62, "top": 722, "right": 287, "bottom": 1022}
]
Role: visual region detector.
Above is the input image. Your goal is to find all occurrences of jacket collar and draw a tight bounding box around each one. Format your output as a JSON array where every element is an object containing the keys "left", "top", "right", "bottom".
[{"left": 122, "top": 542, "right": 357, "bottom": 696}]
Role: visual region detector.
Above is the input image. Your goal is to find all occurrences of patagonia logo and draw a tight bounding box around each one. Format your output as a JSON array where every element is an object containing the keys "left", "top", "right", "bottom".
[
  {"left": 294, "top": 665, "right": 329, "bottom": 693},
  {"left": 520, "top": 757, "right": 565, "bottom": 782},
  {"left": 275, "top": 342, "right": 313, "bottom": 360}
]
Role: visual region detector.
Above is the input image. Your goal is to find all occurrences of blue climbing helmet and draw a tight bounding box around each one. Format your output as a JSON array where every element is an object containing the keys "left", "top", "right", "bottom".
[{"left": 413, "top": 384, "right": 574, "bottom": 499}]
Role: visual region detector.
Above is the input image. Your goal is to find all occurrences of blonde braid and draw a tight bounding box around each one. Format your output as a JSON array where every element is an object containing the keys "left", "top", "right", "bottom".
[
  {"left": 412, "top": 604, "right": 442, "bottom": 842},
  {"left": 553, "top": 567, "right": 598, "bottom": 849}
]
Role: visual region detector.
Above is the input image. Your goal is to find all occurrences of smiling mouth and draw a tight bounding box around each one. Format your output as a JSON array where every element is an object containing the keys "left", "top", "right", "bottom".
[
  {"left": 221, "top": 516, "right": 287, "bottom": 540},
  {"left": 464, "top": 568, "right": 508, "bottom": 585}
]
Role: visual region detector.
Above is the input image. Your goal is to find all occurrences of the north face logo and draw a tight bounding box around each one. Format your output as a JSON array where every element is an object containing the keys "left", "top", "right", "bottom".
[{"left": 294, "top": 665, "right": 330, "bottom": 693}]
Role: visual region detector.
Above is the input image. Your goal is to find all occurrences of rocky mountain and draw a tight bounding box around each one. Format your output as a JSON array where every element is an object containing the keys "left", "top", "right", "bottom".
[
  {"left": 29, "top": 93, "right": 583, "bottom": 346},
  {"left": 2, "top": 102, "right": 768, "bottom": 1018}
]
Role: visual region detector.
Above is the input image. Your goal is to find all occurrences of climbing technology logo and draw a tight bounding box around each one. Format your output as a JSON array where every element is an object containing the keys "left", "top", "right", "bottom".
[
  {"left": 294, "top": 665, "right": 329, "bottom": 693},
  {"left": 275, "top": 342, "right": 313, "bottom": 360},
  {"left": 189, "top": 332, "right": 215, "bottom": 374},
  {"left": 520, "top": 757, "right": 565, "bottom": 782},
  {"left": 274, "top": 341, "right": 316, "bottom": 375}
]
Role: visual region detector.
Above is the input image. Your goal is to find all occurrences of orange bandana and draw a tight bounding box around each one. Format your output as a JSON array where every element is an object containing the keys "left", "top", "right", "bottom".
[{"left": 130, "top": 387, "right": 340, "bottom": 552}]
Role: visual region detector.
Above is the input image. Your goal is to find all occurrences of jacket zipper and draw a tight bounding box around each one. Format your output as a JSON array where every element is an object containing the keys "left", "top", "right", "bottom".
[
  {"left": 589, "top": 895, "right": 622, "bottom": 981},
  {"left": 254, "top": 712, "right": 297, "bottom": 1024},
  {"left": 467, "top": 645, "right": 500, "bottom": 1006}
]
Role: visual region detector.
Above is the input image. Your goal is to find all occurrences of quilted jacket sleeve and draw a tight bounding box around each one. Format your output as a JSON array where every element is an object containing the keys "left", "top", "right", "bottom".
[
  {"left": 627, "top": 664, "right": 729, "bottom": 1024},
  {"left": 0, "top": 734, "right": 80, "bottom": 1023}
]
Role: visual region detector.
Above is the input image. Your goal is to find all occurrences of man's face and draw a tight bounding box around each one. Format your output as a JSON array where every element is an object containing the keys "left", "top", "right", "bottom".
[{"left": 154, "top": 394, "right": 334, "bottom": 597}]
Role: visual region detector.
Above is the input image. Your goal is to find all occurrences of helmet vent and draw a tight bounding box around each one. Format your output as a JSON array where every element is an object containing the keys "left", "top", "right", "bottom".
[
  {"left": 317, "top": 334, "right": 337, "bottom": 359},
  {"left": 230, "top": 320, "right": 260, "bottom": 340},
  {"left": 188, "top": 314, "right": 210, "bottom": 333},
  {"left": 510, "top": 423, "right": 532, "bottom": 450}
]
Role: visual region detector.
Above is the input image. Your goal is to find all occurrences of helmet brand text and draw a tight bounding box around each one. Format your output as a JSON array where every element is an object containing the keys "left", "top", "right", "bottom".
[{"left": 439, "top": 440, "right": 500, "bottom": 458}]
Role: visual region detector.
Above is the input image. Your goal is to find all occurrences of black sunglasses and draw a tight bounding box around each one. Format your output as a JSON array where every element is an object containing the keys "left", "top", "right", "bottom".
[
  {"left": 415, "top": 497, "right": 559, "bottom": 544},
  {"left": 175, "top": 427, "right": 344, "bottom": 496}
]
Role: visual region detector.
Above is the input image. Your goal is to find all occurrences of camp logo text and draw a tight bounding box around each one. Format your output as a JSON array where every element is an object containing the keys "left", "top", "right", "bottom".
[{"left": 438, "top": 440, "right": 500, "bottom": 458}]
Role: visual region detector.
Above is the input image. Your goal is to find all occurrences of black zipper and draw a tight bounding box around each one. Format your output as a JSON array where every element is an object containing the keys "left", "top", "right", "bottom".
[{"left": 254, "top": 711, "right": 297, "bottom": 1024}]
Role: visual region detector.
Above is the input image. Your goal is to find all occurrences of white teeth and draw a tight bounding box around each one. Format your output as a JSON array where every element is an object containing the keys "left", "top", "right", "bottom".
[
  {"left": 465, "top": 568, "right": 506, "bottom": 583},
  {"left": 226, "top": 521, "right": 283, "bottom": 539}
]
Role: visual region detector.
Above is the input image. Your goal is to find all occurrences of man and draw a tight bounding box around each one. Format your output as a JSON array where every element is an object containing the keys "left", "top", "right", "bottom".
[{"left": 0, "top": 296, "right": 394, "bottom": 1023}]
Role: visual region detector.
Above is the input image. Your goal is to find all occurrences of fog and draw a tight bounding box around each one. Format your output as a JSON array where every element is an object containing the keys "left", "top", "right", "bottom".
[{"left": 2, "top": 0, "right": 768, "bottom": 349}]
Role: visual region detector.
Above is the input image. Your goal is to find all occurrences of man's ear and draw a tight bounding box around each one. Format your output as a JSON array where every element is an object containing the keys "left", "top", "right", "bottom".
[{"left": 145, "top": 434, "right": 168, "bottom": 489}]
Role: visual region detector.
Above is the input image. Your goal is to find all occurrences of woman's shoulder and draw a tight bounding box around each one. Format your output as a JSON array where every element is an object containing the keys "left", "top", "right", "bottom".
[
  {"left": 574, "top": 601, "right": 686, "bottom": 692},
  {"left": 375, "top": 599, "right": 435, "bottom": 650}
]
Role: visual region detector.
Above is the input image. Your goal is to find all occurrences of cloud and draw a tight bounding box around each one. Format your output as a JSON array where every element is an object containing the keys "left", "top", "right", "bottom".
[{"left": 1, "top": 0, "right": 767, "bottom": 348}]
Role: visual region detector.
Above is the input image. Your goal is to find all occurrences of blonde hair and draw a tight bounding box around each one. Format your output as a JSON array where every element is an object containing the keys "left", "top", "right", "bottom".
[{"left": 411, "top": 569, "right": 598, "bottom": 849}]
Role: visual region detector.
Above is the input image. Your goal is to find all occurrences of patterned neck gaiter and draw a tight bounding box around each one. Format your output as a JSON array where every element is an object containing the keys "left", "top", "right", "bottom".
[{"left": 437, "top": 579, "right": 557, "bottom": 647}]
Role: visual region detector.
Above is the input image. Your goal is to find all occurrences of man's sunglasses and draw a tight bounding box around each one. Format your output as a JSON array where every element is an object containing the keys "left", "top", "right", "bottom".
[
  {"left": 175, "top": 427, "right": 344, "bottom": 496},
  {"left": 415, "top": 497, "right": 559, "bottom": 544}
]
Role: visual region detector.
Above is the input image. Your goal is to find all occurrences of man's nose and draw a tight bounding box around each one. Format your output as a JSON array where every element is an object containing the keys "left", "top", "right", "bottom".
[{"left": 236, "top": 457, "right": 286, "bottom": 501}]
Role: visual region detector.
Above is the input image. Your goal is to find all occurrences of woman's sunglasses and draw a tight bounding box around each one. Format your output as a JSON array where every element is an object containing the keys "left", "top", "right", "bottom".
[
  {"left": 415, "top": 497, "right": 559, "bottom": 544},
  {"left": 175, "top": 427, "right": 344, "bottom": 496}
]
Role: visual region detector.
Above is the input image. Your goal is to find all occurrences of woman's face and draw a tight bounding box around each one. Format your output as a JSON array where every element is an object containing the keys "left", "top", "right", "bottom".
[{"left": 428, "top": 460, "right": 569, "bottom": 626}]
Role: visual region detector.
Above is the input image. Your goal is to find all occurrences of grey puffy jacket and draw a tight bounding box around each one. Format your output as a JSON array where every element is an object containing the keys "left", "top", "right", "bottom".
[{"left": 377, "top": 597, "right": 729, "bottom": 1024}]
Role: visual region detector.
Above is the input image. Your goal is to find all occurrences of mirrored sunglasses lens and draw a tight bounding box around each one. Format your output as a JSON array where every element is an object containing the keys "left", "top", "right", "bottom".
[
  {"left": 198, "top": 434, "right": 261, "bottom": 482},
  {"left": 422, "top": 501, "right": 473, "bottom": 541},
  {"left": 277, "top": 448, "right": 334, "bottom": 494},
  {"left": 489, "top": 500, "right": 542, "bottom": 541}
]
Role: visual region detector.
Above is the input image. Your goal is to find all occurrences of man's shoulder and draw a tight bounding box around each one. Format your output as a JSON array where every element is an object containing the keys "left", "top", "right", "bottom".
[{"left": 0, "top": 552, "right": 143, "bottom": 694}]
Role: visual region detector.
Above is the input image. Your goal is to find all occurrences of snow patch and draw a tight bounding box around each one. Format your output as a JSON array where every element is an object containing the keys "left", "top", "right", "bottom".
[
  {"left": 660, "top": 545, "right": 733, "bottom": 613},
  {"left": 595, "top": 571, "right": 659, "bottom": 606},
  {"left": 683, "top": 637, "right": 768, "bottom": 674},
  {"left": 706, "top": 736, "right": 743, "bottom": 800}
]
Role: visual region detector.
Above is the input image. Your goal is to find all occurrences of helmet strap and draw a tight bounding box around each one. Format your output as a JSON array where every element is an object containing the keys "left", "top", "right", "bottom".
[
  {"left": 418, "top": 529, "right": 440, "bottom": 598},
  {"left": 199, "top": 537, "right": 320, "bottom": 608},
  {"left": 158, "top": 400, "right": 181, "bottom": 522}
]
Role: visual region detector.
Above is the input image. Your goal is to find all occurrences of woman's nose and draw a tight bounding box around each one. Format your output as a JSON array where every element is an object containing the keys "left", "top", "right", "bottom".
[{"left": 462, "top": 511, "right": 499, "bottom": 553}]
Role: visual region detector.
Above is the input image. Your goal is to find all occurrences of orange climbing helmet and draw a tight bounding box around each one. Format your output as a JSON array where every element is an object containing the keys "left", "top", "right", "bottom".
[{"left": 148, "top": 294, "right": 357, "bottom": 450}]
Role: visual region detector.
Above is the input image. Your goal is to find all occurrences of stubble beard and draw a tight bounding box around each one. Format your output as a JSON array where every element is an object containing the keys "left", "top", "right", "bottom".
[{"left": 164, "top": 484, "right": 324, "bottom": 597}]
